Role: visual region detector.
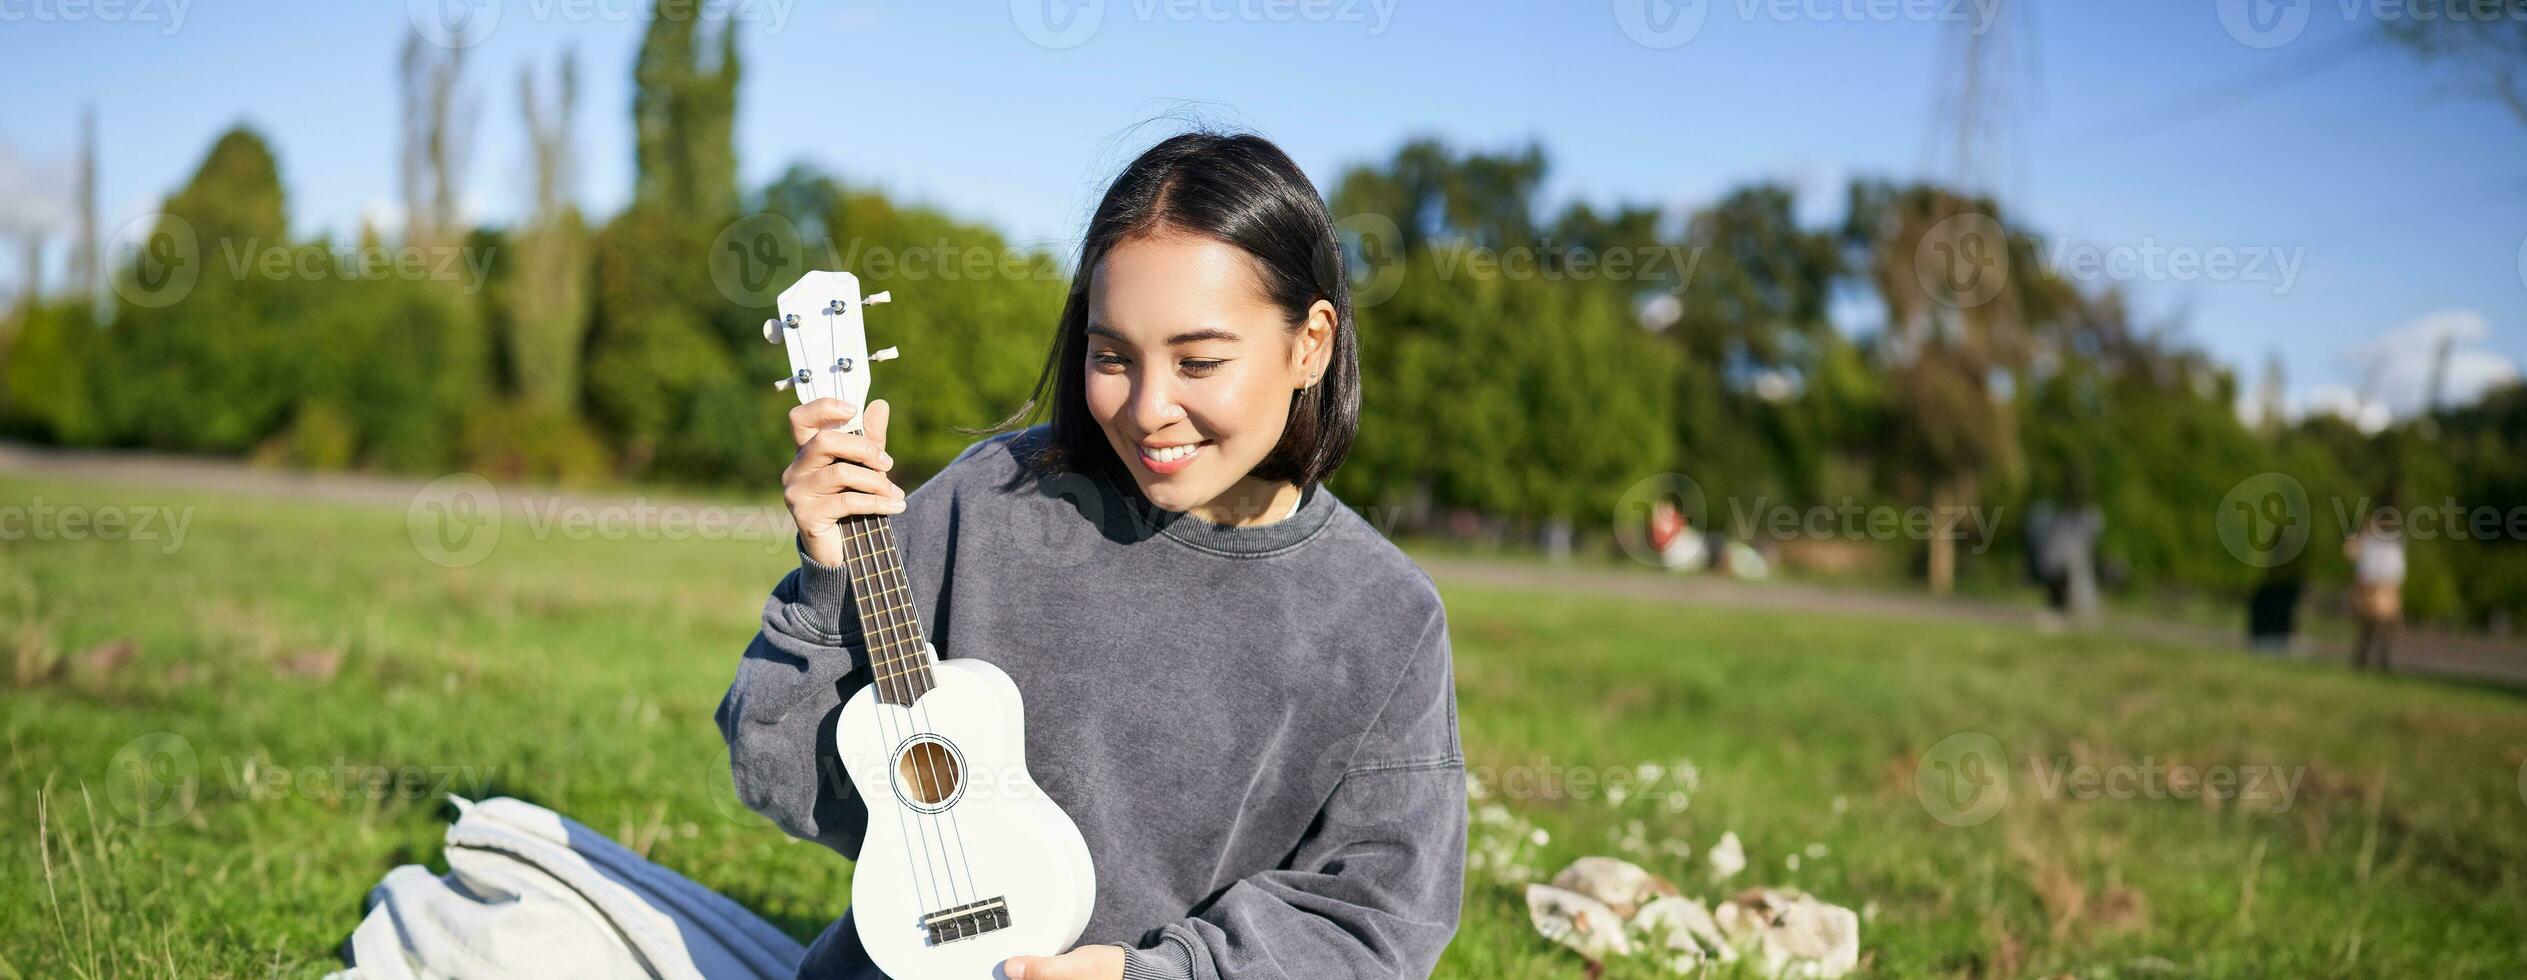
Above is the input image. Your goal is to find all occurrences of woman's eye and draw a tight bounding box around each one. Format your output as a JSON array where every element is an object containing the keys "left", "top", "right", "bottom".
[
  {"left": 1180, "top": 359, "right": 1224, "bottom": 377},
  {"left": 1091, "top": 353, "right": 1130, "bottom": 371}
]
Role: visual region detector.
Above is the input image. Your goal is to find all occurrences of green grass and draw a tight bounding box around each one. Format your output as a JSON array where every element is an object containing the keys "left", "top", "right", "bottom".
[{"left": 4, "top": 473, "right": 2524, "bottom": 977}]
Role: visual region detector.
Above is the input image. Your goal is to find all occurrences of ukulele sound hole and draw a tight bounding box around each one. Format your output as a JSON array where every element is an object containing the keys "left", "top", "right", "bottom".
[{"left": 892, "top": 736, "right": 964, "bottom": 811}]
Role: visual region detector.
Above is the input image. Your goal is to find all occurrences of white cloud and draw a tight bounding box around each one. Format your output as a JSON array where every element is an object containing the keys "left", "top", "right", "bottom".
[
  {"left": 2264, "top": 310, "right": 2520, "bottom": 431},
  {"left": 357, "top": 199, "right": 408, "bottom": 241},
  {"left": 2351, "top": 309, "right": 2520, "bottom": 418},
  {"left": 2300, "top": 383, "right": 2391, "bottom": 434}
]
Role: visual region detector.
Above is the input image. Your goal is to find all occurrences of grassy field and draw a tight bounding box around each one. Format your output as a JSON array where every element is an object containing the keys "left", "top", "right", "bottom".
[{"left": 4, "top": 471, "right": 2525, "bottom": 978}]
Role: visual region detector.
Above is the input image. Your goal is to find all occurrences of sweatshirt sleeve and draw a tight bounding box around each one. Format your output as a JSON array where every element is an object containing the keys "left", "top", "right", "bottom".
[
  {"left": 1141, "top": 604, "right": 1468, "bottom": 979},
  {"left": 712, "top": 541, "right": 877, "bottom": 858}
]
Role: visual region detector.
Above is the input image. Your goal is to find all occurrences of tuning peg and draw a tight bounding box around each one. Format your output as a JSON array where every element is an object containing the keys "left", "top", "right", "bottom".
[
  {"left": 762, "top": 314, "right": 796, "bottom": 345},
  {"left": 773, "top": 376, "right": 795, "bottom": 392},
  {"left": 863, "top": 291, "right": 891, "bottom": 307},
  {"left": 772, "top": 367, "right": 810, "bottom": 392},
  {"left": 870, "top": 346, "right": 899, "bottom": 362}
]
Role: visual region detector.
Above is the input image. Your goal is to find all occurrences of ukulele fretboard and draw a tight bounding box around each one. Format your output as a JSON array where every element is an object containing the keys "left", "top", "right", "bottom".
[{"left": 832, "top": 512, "right": 932, "bottom": 705}]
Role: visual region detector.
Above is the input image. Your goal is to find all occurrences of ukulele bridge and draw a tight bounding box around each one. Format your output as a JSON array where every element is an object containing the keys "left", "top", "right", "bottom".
[{"left": 920, "top": 895, "right": 1011, "bottom": 945}]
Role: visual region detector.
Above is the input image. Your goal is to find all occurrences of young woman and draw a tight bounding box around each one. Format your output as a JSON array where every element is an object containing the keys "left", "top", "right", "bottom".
[{"left": 719, "top": 132, "right": 1466, "bottom": 980}]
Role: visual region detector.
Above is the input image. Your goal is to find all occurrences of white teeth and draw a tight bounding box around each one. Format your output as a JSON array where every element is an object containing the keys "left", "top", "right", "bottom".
[{"left": 1145, "top": 442, "right": 1201, "bottom": 463}]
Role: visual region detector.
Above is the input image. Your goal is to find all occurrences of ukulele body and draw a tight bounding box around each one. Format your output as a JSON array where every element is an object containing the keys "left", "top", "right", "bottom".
[{"left": 836, "top": 651, "right": 1098, "bottom": 976}]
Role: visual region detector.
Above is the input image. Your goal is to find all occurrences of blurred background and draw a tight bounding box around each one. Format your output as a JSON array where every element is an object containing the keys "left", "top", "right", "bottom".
[{"left": 4, "top": 2, "right": 2526, "bottom": 976}]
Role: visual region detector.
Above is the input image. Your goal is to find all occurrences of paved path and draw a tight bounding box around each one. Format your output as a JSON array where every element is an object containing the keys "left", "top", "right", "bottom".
[
  {"left": 1414, "top": 554, "right": 2527, "bottom": 689},
  {"left": 9, "top": 442, "right": 2521, "bottom": 689}
]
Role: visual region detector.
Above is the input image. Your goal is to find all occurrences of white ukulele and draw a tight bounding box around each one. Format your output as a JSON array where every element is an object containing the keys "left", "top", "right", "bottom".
[{"left": 764, "top": 272, "right": 1097, "bottom": 976}]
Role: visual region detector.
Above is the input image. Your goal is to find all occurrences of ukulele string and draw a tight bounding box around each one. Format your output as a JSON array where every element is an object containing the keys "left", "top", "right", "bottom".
[
  {"left": 840, "top": 512, "right": 947, "bottom": 915},
  {"left": 824, "top": 299, "right": 982, "bottom": 916},
  {"left": 873, "top": 517, "right": 983, "bottom": 904},
  {"left": 819, "top": 328, "right": 945, "bottom": 916},
  {"left": 823, "top": 311, "right": 950, "bottom": 909},
  {"left": 846, "top": 516, "right": 953, "bottom": 911},
  {"left": 850, "top": 511, "right": 980, "bottom": 908}
]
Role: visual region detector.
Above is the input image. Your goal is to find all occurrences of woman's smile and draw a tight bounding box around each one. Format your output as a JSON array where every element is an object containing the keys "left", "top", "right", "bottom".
[{"left": 1137, "top": 438, "right": 1211, "bottom": 475}]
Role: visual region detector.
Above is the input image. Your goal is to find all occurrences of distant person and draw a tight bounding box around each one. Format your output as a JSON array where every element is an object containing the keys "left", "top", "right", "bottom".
[
  {"left": 2345, "top": 511, "right": 2406, "bottom": 673},
  {"left": 2026, "top": 501, "right": 2103, "bottom": 622},
  {"left": 1648, "top": 498, "right": 1710, "bottom": 571},
  {"left": 1646, "top": 499, "right": 1767, "bottom": 578},
  {"left": 2246, "top": 552, "right": 2306, "bottom": 654}
]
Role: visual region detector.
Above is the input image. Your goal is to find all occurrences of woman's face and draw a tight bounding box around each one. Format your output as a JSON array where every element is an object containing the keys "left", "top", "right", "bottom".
[{"left": 1084, "top": 231, "right": 1332, "bottom": 520}]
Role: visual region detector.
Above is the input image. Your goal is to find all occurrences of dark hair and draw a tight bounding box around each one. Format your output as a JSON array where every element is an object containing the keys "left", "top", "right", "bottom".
[{"left": 980, "top": 131, "right": 1359, "bottom": 488}]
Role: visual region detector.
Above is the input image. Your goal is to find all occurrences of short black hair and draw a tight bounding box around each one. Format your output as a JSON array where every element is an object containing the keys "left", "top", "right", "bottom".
[{"left": 980, "top": 131, "right": 1359, "bottom": 488}]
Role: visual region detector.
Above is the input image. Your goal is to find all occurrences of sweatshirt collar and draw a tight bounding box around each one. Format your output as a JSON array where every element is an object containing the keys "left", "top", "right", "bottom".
[{"left": 1098, "top": 467, "right": 1339, "bottom": 558}]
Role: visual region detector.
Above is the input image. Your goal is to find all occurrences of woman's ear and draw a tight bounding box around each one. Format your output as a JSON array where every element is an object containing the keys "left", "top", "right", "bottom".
[{"left": 1293, "top": 299, "right": 1337, "bottom": 388}]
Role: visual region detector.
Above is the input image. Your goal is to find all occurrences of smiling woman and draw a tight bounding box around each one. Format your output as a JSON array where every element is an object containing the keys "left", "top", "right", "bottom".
[
  {"left": 728, "top": 130, "right": 1462, "bottom": 980},
  {"left": 992, "top": 131, "right": 1362, "bottom": 529},
  {"left": 1077, "top": 232, "right": 1334, "bottom": 522}
]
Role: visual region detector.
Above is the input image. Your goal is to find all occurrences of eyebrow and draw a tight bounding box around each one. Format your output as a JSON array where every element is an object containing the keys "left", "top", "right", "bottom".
[{"left": 1084, "top": 323, "right": 1244, "bottom": 346}]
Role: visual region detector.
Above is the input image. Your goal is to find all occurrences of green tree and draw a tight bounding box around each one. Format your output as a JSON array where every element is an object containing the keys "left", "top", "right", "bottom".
[
  {"left": 587, "top": 1, "right": 746, "bottom": 475},
  {"left": 1844, "top": 181, "right": 2074, "bottom": 592},
  {"left": 1330, "top": 139, "right": 1676, "bottom": 538},
  {"left": 2382, "top": 0, "right": 2527, "bottom": 125}
]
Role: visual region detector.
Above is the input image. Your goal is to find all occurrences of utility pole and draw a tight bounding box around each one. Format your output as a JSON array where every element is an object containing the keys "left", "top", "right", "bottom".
[{"left": 74, "top": 104, "right": 99, "bottom": 306}]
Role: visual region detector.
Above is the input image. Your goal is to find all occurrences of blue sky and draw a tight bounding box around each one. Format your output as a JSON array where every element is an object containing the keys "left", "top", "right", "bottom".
[{"left": 2, "top": 0, "right": 2521, "bottom": 423}]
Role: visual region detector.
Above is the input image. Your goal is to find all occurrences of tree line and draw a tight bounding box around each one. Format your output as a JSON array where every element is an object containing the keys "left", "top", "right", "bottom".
[{"left": 2, "top": 6, "right": 2519, "bottom": 628}]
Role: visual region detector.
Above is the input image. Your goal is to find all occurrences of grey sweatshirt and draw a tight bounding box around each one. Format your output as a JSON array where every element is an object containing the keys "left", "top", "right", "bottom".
[{"left": 716, "top": 427, "right": 1466, "bottom": 979}]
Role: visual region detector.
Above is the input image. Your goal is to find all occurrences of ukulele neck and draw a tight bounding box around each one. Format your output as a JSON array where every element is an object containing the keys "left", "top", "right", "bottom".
[{"left": 833, "top": 511, "right": 932, "bottom": 706}]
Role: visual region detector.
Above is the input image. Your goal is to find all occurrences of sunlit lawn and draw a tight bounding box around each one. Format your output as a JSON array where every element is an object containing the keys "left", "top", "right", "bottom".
[{"left": 4, "top": 473, "right": 2524, "bottom": 977}]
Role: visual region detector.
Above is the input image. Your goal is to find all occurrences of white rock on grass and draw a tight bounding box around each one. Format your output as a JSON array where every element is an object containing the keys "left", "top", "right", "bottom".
[
  {"left": 1632, "top": 895, "right": 1735, "bottom": 971},
  {"left": 1525, "top": 884, "right": 1635, "bottom": 961},
  {"left": 1714, "top": 887, "right": 1862, "bottom": 979},
  {"left": 1528, "top": 854, "right": 1863, "bottom": 979},
  {"left": 1549, "top": 855, "right": 1679, "bottom": 920}
]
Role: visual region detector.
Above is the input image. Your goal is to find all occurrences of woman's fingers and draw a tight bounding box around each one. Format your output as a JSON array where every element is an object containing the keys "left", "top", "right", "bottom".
[
  {"left": 793, "top": 427, "right": 893, "bottom": 472},
  {"left": 1002, "top": 944, "right": 1125, "bottom": 980},
  {"left": 788, "top": 398, "right": 857, "bottom": 448},
  {"left": 782, "top": 397, "right": 910, "bottom": 561},
  {"left": 785, "top": 482, "right": 907, "bottom": 519},
  {"left": 861, "top": 398, "right": 891, "bottom": 455},
  {"left": 801, "top": 459, "right": 905, "bottom": 500},
  {"left": 818, "top": 490, "right": 907, "bottom": 517}
]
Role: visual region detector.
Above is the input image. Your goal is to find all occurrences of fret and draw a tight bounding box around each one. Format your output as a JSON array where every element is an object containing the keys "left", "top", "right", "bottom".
[{"left": 835, "top": 512, "right": 932, "bottom": 706}]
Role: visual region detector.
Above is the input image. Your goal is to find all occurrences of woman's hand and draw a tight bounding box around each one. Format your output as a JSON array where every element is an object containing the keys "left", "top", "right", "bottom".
[
  {"left": 1002, "top": 944, "right": 1125, "bottom": 980},
  {"left": 781, "top": 397, "right": 905, "bottom": 568}
]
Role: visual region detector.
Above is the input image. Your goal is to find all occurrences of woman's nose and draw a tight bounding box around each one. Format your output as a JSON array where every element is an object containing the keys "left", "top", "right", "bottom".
[{"left": 1129, "top": 374, "right": 1185, "bottom": 431}]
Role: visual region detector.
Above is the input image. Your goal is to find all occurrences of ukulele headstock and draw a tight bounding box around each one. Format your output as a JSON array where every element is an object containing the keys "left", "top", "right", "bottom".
[{"left": 764, "top": 270, "right": 896, "bottom": 432}]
